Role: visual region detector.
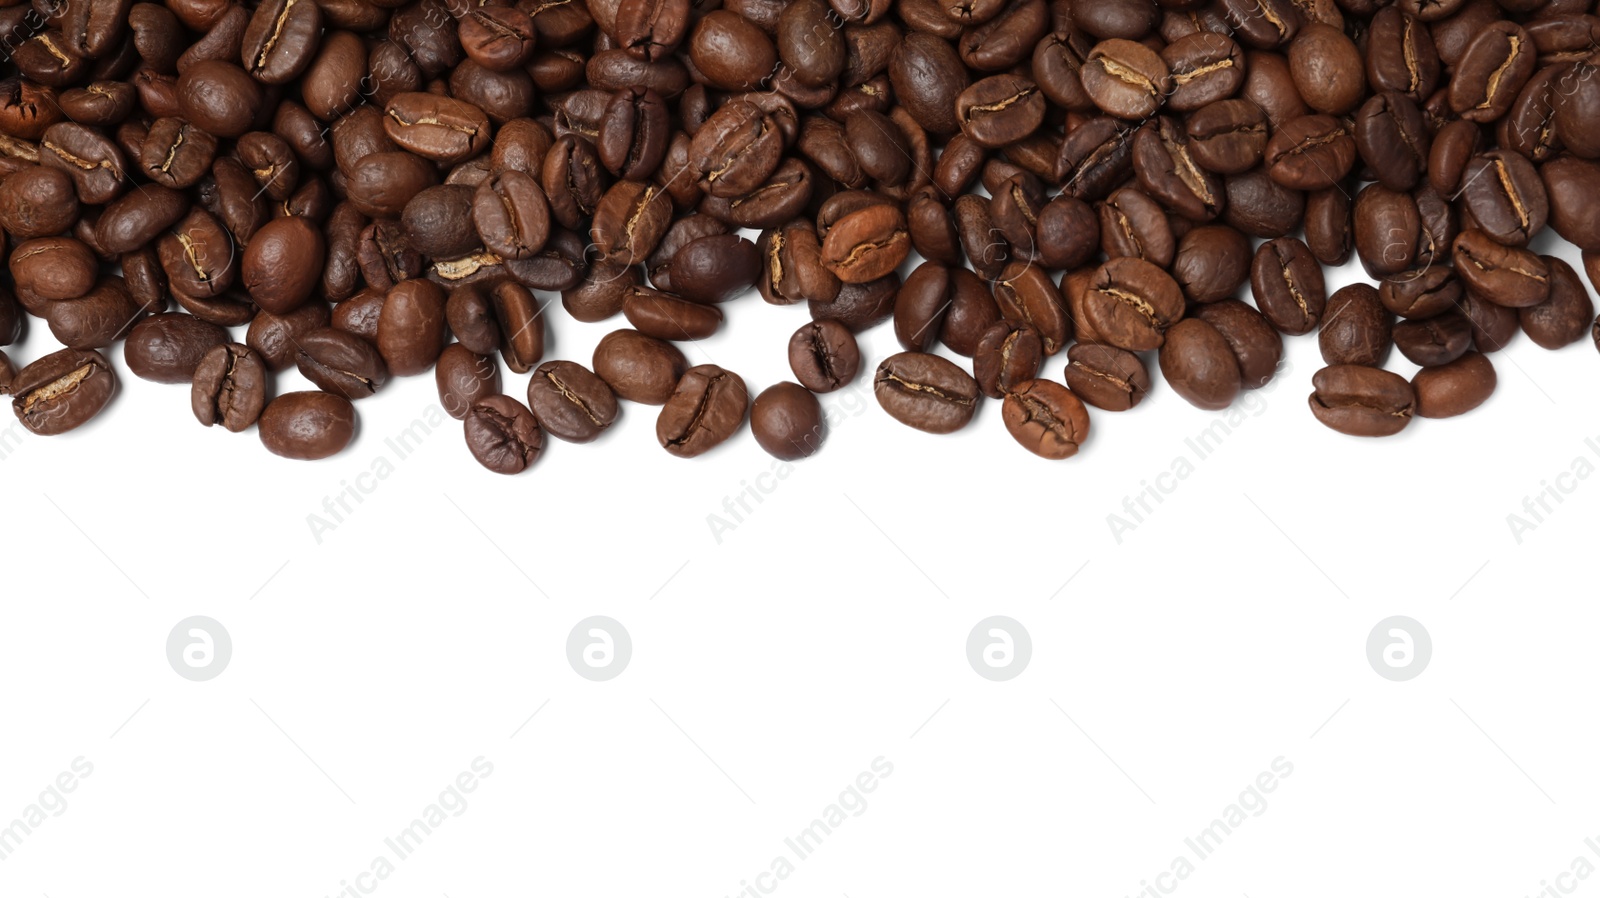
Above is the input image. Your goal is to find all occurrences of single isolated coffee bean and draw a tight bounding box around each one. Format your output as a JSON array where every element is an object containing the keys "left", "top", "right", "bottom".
[
  {"left": 751, "top": 382, "right": 826, "bottom": 460},
  {"left": 789, "top": 319, "right": 862, "bottom": 393}
]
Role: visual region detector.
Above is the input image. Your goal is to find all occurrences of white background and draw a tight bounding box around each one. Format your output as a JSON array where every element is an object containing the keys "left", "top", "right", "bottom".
[{"left": 3, "top": 230, "right": 1598, "bottom": 898}]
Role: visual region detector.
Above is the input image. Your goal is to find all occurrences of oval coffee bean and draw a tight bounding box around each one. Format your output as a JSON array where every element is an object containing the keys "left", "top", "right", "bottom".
[
  {"left": 1413, "top": 352, "right": 1496, "bottom": 418},
  {"left": 973, "top": 322, "right": 1044, "bottom": 399},
  {"left": 1083, "top": 257, "right": 1185, "bottom": 351},
  {"left": 1308, "top": 365, "right": 1415, "bottom": 437},
  {"left": 191, "top": 343, "right": 268, "bottom": 432},
  {"left": 435, "top": 344, "right": 501, "bottom": 421},
  {"left": 464, "top": 395, "right": 543, "bottom": 474},
  {"left": 593, "top": 329, "right": 688, "bottom": 405},
  {"left": 125, "top": 313, "right": 230, "bottom": 384},
  {"left": 528, "top": 360, "right": 620, "bottom": 443},
  {"left": 1250, "top": 237, "right": 1326, "bottom": 335},
  {"left": 1063, "top": 343, "right": 1150, "bottom": 411},
  {"left": 657, "top": 364, "right": 749, "bottom": 457},
  {"left": 1160, "top": 318, "right": 1243, "bottom": 410},
  {"left": 788, "top": 319, "right": 862, "bottom": 392},
  {"left": 1002, "top": 378, "right": 1090, "bottom": 459},
  {"left": 258, "top": 391, "right": 356, "bottom": 460},
  {"left": 875, "top": 351, "right": 980, "bottom": 434},
  {"left": 295, "top": 328, "right": 389, "bottom": 399},
  {"left": 10, "top": 348, "right": 117, "bottom": 436}
]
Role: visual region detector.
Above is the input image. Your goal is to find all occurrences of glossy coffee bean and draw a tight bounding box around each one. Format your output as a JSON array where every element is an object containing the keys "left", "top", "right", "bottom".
[
  {"left": 258, "top": 391, "right": 356, "bottom": 460},
  {"left": 528, "top": 360, "right": 620, "bottom": 443},
  {"left": 1192, "top": 299, "right": 1283, "bottom": 389},
  {"left": 788, "top": 319, "right": 862, "bottom": 392},
  {"left": 1160, "top": 318, "right": 1242, "bottom": 410},
  {"left": 1453, "top": 229, "right": 1550, "bottom": 308},
  {"left": 1413, "top": 352, "right": 1496, "bottom": 418},
  {"left": 1520, "top": 257, "right": 1595, "bottom": 350},
  {"left": 657, "top": 364, "right": 749, "bottom": 457},
  {"left": 1319, "top": 284, "right": 1392, "bottom": 367},
  {"left": 875, "top": 351, "right": 980, "bottom": 433},
  {"left": 1083, "top": 257, "right": 1185, "bottom": 351},
  {"left": 973, "top": 322, "right": 1044, "bottom": 399},
  {"left": 1002, "top": 378, "right": 1090, "bottom": 459},
  {"left": 1308, "top": 365, "right": 1415, "bottom": 436},
  {"left": 295, "top": 328, "right": 388, "bottom": 399},
  {"left": 751, "top": 382, "right": 825, "bottom": 460},
  {"left": 465, "top": 395, "right": 543, "bottom": 474},
  {"left": 435, "top": 344, "right": 502, "bottom": 421},
  {"left": 242, "top": 216, "right": 324, "bottom": 315},
  {"left": 1063, "top": 343, "right": 1150, "bottom": 411},
  {"left": 1393, "top": 312, "right": 1473, "bottom": 366},
  {"left": 1172, "top": 225, "right": 1251, "bottom": 303},
  {"left": 125, "top": 313, "right": 230, "bottom": 384},
  {"left": 1250, "top": 237, "right": 1326, "bottom": 335},
  {"left": 191, "top": 343, "right": 267, "bottom": 432},
  {"left": 378, "top": 280, "right": 449, "bottom": 376},
  {"left": 593, "top": 329, "right": 689, "bottom": 405},
  {"left": 10, "top": 348, "right": 117, "bottom": 436}
]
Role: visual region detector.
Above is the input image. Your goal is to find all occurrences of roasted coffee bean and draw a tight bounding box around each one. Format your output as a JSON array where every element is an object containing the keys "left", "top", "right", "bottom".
[
  {"left": 96, "top": 186, "right": 190, "bottom": 254},
  {"left": 1173, "top": 224, "right": 1252, "bottom": 303},
  {"left": 1222, "top": 168, "right": 1304, "bottom": 238},
  {"left": 973, "top": 320, "right": 1044, "bottom": 399},
  {"left": 1099, "top": 187, "right": 1176, "bottom": 268},
  {"left": 616, "top": 0, "right": 690, "bottom": 62},
  {"left": 1063, "top": 343, "right": 1150, "bottom": 411},
  {"left": 190, "top": 343, "right": 267, "bottom": 432},
  {"left": 1288, "top": 22, "right": 1365, "bottom": 114},
  {"left": 811, "top": 273, "right": 902, "bottom": 333},
  {"left": 139, "top": 118, "right": 217, "bottom": 189},
  {"left": 401, "top": 185, "right": 480, "bottom": 261},
  {"left": 1264, "top": 114, "right": 1355, "bottom": 190},
  {"left": 1162, "top": 33, "right": 1245, "bottom": 112},
  {"left": 176, "top": 61, "right": 264, "bottom": 139},
  {"left": 379, "top": 280, "right": 449, "bottom": 376},
  {"left": 1303, "top": 187, "right": 1353, "bottom": 267},
  {"left": 821, "top": 204, "right": 911, "bottom": 283},
  {"left": 346, "top": 152, "right": 439, "bottom": 220},
  {"left": 1319, "top": 283, "right": 1392, "bottom": 366},
  {"left": 1221, "top": 0, "right": 1302, "bottom": 50},
  {"left": 1520, "top": 256, "right": 1595, "bottom": 350},
  {"left": 1080, "top": 39, "right": 1170, "bottom": 120},
  {"left": 1453, "top": 229, "right": 1550, "bottom": 308},
  {"left": 875, "top": 351, "right": 980, "bottom": 434},
  {"left": 1186, "top": 99, "right": 1270, "bottom": 175},
  {"left": 1056, "top": 116, "right": 1136, "bottom": 201},
  {"left": 789, "top": 319, "right": 862, "bottom": 392},
  {"left": 384, "top": 94, "right": 491, "bottom": 165},
  {"left": 242, "top": 215, "right": 323, "bottom": 315},
  {"left": 1192, "top": 299, "right": 1283, "bottom": 389},
  {"left": 599, "top": 87, "right": 670, "bottom": 180},
  {"left": 1160, "top": 317, "right": 1243, "bottom": 410},
  {"left": 895, "top": 261, "right": 957, "bottom": 352},
  {"left": 1002, "top": 378, "right": 1090, "bottom": 459},
  {"left": 957, "top": 73, "right": 1046, "bottom": 147},
  {"left": 1308, "top": 365, "right": 1415, "bottom": 436},
  {"left": 1413, "top": 352, "right": 1496, "bottom": 418},
  {"left": 1352, "top": 184, "right": 1421, "bottom": 278},
  {"left": 1394, "top": 312, "right": 1473, "bottom": 366},
  {"left": 125, "top": 313, "right": 230, "bottom": 384},
  {"left": 465, "top": 395, "right": 544, "bottom": 474},
  {"left": 1131, "top": 117, "right": 1223, "bottom": 221},
  {"left": 1542, "top": 157, "right": 1600, "bottom": 254},
  {"left": 665, "top": 235, "right": 761, "bottom": 304},
  {"left": 296, "top": 328, "right": 389, "bottom": 399},
  {"left": 247, "top": 301, "right": 331, "bottom": 372},
  {"left": 1084, "top": 257, "right": 1185, "bottom": 351},
  {"left": 591, "top": 180, "right": 672, "bottom": 263},
  {"left": 446, "top": 285, "right": 502, "bottom": 355},
  {"left": 47, "top": 279, "right": 144, "bottom": 350},
  {"left": 689, "top": 10, "right": 777, "bottom": 91},
  {"left": 1251, "top": 237, "right": 1326, "bottom": 335},
  {"left": 657, "top": 364, "right": 750, "bottom": 457},
  {"left": 259, "top": 390, "right": 356, "bottom": 457},
  {"left": 11, "top": 238, "right": 98, "bottom": 302},
  {"left": 1354, "top": 92, "right": 1429, "bottom": 191},
  {"left": 594, "top": 328, "right": 689, "bottom": 405},
  {"left": 490, "top": 281, "right": 546, "bottom": 374},
  {"left": 993, "top": 261, "right": 1071, "bottom": 354},
  {"left": 40, "top": 123, "right": 129, "bottom": 205},
  {"left": 0, "top": 351, "right": 14, "bottom": 395},
  {"left": 10, "top": 348, "right": 117, "bottom": 436},
  {"left": 435, "top": 344, "right": 502, "bottom": 421},
  {"left": 624, "top": 286, "right": 724, "bottom": 340},
  {"left": 1450, "top": 21, "right": 1534, "bottom": 122},
  {"left": 528, "top": 360, "right": 620, "bottom": 443},
  {"left": 751, "top": 382, "right": 825, "bottom": 460},
  {"left": 1462, "top": 153, "right": 1548, "bottom": 252},
  {"left": 1366, "top": 7, "right": 1439, "bottom": 101},
  {"left": 0, "top": 166, "right": 80, "bottom": 239}
]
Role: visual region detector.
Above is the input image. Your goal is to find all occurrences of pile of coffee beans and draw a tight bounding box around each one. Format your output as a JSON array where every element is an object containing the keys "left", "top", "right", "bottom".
[{"left": 1, "top": 0, "right": 1598, "bottom": 471}]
